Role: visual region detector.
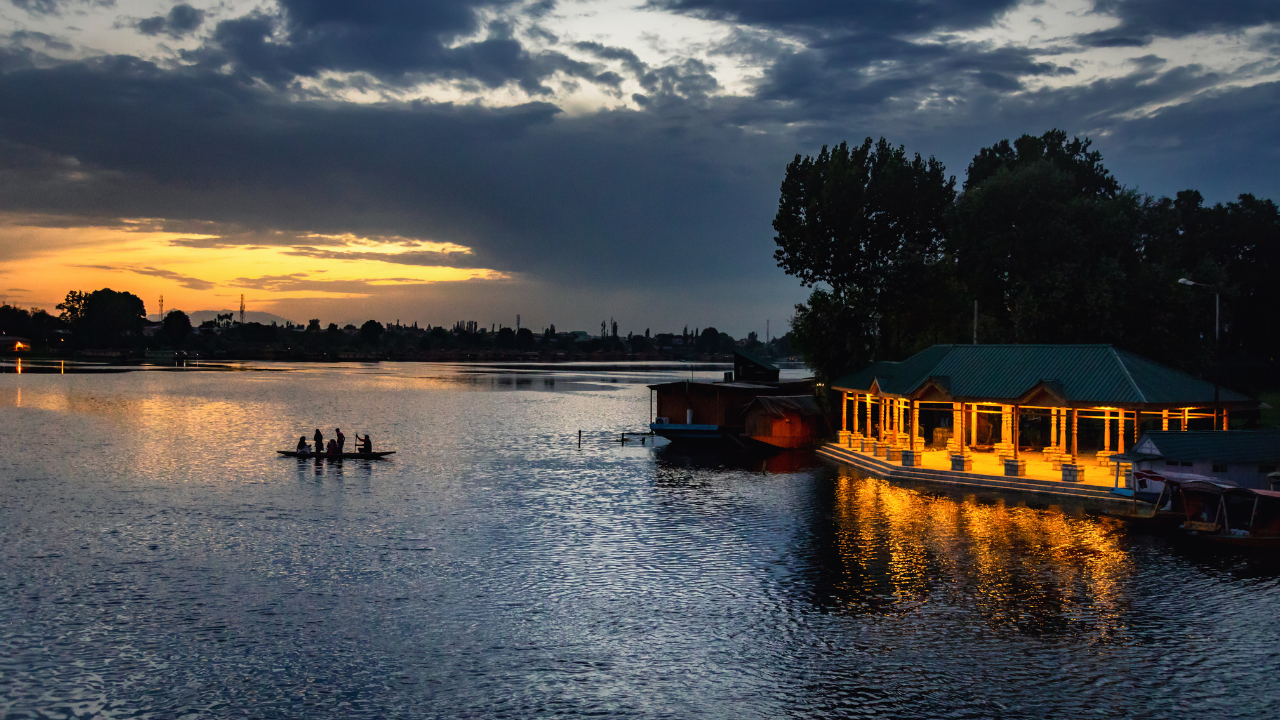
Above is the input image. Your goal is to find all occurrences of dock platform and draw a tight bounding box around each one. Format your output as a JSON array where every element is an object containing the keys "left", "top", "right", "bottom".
[{"left": 817, "top": 442, "right": 1139, "bottom": 509}]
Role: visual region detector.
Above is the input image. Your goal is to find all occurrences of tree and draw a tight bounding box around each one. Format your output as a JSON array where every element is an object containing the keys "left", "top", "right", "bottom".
[
  {"left": 951, "top": 129, "right": 1145, "bottom": 346},
  {"left": 359, "top": 319, "right": 384, "bottom": 345},
  {"left": 772, "top": 137, "right": 956, "bottom": 380},
  {"left": 515, "top": 327, "right": 535, "bottom": 349},
  {"left": 56, "top": 291, "right": 88, "bottom": 324},
  {"left": 60, "top": 289, "right": 146, "bottom": 346},
  {"left": 160, "top": 310, "right": 192, "bottom": 345}
]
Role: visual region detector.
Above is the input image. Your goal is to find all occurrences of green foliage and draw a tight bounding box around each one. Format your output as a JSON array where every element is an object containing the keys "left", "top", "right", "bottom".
[
  {"left": 57, "top": 289, "right": 146, "bottom": 346},
  {"left": 772, "top": 137, "right": 957, "bottom": 379},
  {"left": 774, "top": 128, "right": 1280, "bottom": 387},
  {"left": 160, "top": 310, "right": 192, "bottom": 346},
  {"left": 951, "top": 131, "right": 1144, "bottom": 344}
]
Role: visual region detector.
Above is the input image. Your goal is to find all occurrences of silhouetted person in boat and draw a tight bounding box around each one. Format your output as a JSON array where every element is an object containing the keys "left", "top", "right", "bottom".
[
  {"left": 326, "top": 438, "right": 339, "bottom": 456},
  {"left": 356, "top": 434, "right": 372, "bottom": 453},
  {"left": 296, "top": 436, "right": 309, "bottom": 453},
  {"left": 313, "top": 428, "right": 323, "bottom": 453},
  {"left": 335, "top": 428, "right": 346, "bottom": 452}
]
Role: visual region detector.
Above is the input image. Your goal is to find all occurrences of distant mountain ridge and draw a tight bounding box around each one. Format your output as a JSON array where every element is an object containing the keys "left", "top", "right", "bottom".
[{"left": 148, "top": 310, "right": 301, "bottom": 326}]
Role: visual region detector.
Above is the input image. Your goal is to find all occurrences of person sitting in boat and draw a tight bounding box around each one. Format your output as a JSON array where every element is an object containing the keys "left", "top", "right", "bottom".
[
  {"left": 335, "top": 428, "right": 346, "bottom": 452},
  {"left": 357, "top": 434, "right": 372, "bottom": 453},
  {"left": 296, "top": 436, "right": 310, "bottom": 454},
  {"left": 326, "top": 438, "right": 339, "bottom": 456}
]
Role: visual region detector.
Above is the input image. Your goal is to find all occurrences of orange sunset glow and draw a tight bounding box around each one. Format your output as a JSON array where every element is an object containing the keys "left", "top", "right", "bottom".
[{"left": 0, "top": 215, "right": 508, "bottom": 316}]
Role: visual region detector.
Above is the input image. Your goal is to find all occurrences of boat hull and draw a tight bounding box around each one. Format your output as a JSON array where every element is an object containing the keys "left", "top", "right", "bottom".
[
  {"left": 650, "top": 423, "right": 728, "bottom": 442},
  {"left": 278, "top": 450, "right": 395, "bottom": 460}
]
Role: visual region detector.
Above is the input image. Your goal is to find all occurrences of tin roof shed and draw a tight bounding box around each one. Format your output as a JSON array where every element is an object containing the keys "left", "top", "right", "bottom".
[{"left": 832, "top": 344, "right": 1253, "bottom": 409}]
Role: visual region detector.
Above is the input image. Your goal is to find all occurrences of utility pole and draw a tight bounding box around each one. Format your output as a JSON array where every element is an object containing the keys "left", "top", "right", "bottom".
[
  {"left": 239, "top": 294, "right": 245, "bottom": 325},
  {"left": 159, "top": 295, "right": 164, "bottom": 320},
  {"left": 1178, "top": 278, "right": 1221, "bottom": 429},
  {"left": 973, "top": 301, "right": 978, "bottom": 344},
  {"left": 766, "top": 319, "right": 770, "bottom": 344}
]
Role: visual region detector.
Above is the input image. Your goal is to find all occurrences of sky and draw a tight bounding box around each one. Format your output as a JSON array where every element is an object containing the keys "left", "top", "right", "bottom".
[{"left": 0, "top": 1, "right": 1277, "bottom": 336}]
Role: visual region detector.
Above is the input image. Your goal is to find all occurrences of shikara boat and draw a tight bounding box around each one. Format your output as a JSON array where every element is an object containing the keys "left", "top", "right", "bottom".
[
  {"left": 1174, "top": 480, "right": 1280, "bottom": 547},
  {"left": 277, "top": 450, "right": 396, "bottom": 460}
]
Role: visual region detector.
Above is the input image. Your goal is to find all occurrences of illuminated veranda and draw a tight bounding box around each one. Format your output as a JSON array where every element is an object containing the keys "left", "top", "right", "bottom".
[{"left": 827, "top": 345, "right": 1257, "bottom": 487}]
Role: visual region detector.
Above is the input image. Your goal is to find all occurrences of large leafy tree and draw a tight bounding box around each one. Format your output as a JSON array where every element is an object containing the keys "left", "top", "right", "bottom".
[
  {"left": 58, "top": 288, "right": 147, "bottom": 346},
  {"left": 772, "top": 138, "right": 957, "bottom": 381},
  {"left": 951, "top": 129, "right": 1145, "bottom": 345}
]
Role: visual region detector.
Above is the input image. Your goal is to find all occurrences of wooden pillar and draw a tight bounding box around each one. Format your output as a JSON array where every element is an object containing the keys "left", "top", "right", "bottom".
[
  {"left": 1050, "top": 409, "right": 1058, "bottom": 451},
  {"left": 1103, "top": 410, "right": 1111, "bottom": 453},
  {"left": 970, "top": 404, "right": 977, "bottom": 446},
  {"left": 878, "top": 397, "right": 884, "bottom": 442},
  {"left": 1071, "top": 407, "right": 1078, "bottom": 461},
  {"left": 1013, "top": 406, "right": 1020, "bottom": 460},
  {"left": 898, "top": 399, "right": 904, "bottom": 446},
  {"left": 1182, "top": 407, "right": 1189, "bottom": 431},
  {"left": 867, "top": 395, "right": 873, "bottom": 441},
  {"left": 1161, "top": 410, "right": 1169, "bottom": 432},
  {"left": 911, "top": 400, "right": 920, "bottom": 450},
  {"left": 841, "top": 392, "right": 848, "bottom": 433},
  {"left": 951, "top": 402, "right": 961, "bottom": 451},
  {"left": 1223, "top": 409, "right": 1229, "bottom": 431},
  {"left": 1118, "top": 410, "right": 1125, "bottom": 454}
]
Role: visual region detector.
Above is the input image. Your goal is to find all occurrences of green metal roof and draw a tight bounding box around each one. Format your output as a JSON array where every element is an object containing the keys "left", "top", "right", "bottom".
[
  {"left": 1132, "top": 431, "right": 1280, "bottom": 464},
  {"left": 831, "top": 344, "right": 1253, "bottom": 407}
]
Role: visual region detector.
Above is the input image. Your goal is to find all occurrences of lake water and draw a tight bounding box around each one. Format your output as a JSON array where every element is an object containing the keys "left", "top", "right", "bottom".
[{"left": 2, "top": 362, "right": 1278, "bottom": 719}]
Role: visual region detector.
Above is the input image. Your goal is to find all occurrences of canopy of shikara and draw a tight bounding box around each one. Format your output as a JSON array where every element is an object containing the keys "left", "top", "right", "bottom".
[{"left": 831, "top": 345, "right": 1254, "bottom": 410}]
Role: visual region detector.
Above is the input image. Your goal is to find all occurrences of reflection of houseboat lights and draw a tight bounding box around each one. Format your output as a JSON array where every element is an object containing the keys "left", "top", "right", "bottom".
[{"left": 13, "top": 342, "right": 25, "bottom": 350}]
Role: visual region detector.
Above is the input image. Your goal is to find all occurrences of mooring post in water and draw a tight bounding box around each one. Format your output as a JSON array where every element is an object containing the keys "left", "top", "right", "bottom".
[{"left": 578, "top": 429, "right": 582, "bottom": 449}]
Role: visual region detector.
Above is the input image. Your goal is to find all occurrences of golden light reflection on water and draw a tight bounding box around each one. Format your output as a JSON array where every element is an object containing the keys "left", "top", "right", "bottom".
[{"left": 831, "top": 467, "right": 1132, "bottom": 637}]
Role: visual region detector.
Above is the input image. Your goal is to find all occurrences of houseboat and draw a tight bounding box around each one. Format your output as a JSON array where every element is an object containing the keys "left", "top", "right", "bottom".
[{"left": 648, "top": 350, "right": 814, "bottom": 443}]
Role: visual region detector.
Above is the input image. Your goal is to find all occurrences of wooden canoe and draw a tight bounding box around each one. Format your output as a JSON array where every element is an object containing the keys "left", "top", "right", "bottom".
[{"left": 277, "top": 450, "right": 396, "bottom": 460}]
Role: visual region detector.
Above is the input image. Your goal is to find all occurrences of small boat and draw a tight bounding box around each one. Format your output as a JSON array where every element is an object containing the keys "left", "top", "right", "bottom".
[
  {"left": 1173, "top": 480, "right": 1280, "bottom": 547},
  {"left": 277, "top": 450, "right": 396, "bottom": 460}
]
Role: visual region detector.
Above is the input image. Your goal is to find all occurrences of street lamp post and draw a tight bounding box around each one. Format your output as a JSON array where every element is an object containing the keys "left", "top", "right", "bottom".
[{"left": 1178, "top": 278, "right": 1220, "bottom": 429}]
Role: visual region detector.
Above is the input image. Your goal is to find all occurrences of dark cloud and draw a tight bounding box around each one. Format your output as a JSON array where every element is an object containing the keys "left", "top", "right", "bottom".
[
  {"left": 650, "top": 0, "right": 1022, "bottom": 36},
  {"left": 1082, "top": 1, "right": 1280, "bottom": 47},
  {"left": 0, "top": 56, "right": 791, "bottom": 299},
  {"left": 282, "top": 246, "right": 486, "bottom": 269},
  {"left": 128, "top": 266, "right": 216, "bottom": 290},
  {"left": 9, "top": 0, "right": 112, "bottom": 17},
  {"left": 184, "top": 1, "right": 608, "bottom": 94},
  {"left": 1, "top": 1, "right": 1278, "bottom": 330},
  {"left": 69, "top": 263, "right": 215, "bottom": 289},
  {"left": 136, "top": 4, "right": 205, "bottom": 38}
]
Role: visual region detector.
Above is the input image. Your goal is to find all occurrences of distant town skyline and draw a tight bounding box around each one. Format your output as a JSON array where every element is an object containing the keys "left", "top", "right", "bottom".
[{"left": 2, "top": 1, "right": 1277, "bottom": 336}]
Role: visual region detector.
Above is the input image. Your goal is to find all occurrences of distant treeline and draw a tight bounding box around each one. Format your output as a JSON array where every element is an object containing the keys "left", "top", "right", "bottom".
[
  {"left": 774, "top": 129, "right": 1280, "bottom": 390},
  {"left": 0, "top": 291, "right": 794, "bottom": 361}
]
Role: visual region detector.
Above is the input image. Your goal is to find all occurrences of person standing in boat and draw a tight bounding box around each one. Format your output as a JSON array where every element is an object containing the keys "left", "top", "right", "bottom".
[
  {"left": 313, "top": 428, "right": 324, "bottom": 453},
  {"left": 335, "top": 428, "right": 346, "bottom": 452},
  {"left": 296, "top": 436, "right": 310, "bottom": 454}
]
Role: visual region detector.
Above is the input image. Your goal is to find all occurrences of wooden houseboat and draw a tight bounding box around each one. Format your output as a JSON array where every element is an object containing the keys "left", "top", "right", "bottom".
[{"left": 648, "top": 350, "right": 814, "bottom": 443}]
